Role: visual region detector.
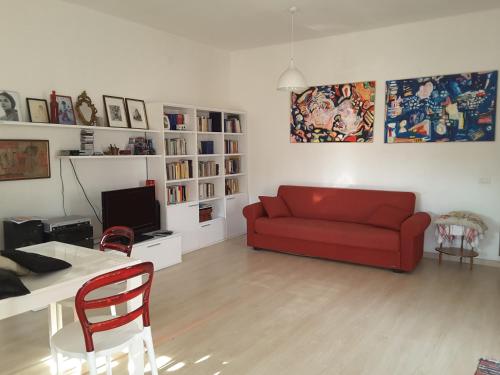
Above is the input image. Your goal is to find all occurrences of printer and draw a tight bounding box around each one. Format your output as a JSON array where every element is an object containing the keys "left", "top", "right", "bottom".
[{"left": 43, "top": 215, "right": 94, "bottom": 249}]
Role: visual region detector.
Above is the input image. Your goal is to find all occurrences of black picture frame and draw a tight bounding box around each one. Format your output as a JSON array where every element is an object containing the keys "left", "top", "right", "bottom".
[
  {"left": 125, "top": 98, "right": 149, "bottom": 130},
  {"left": 103, "top": 95, "right": 129, "bottom": 128},
  {"left": 26, "top": 98, "right": 50, "bottom": 123}
]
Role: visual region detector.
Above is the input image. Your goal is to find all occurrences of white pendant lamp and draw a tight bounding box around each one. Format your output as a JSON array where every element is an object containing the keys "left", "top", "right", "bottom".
[{"left": 277, "top": 6, "right": 308, "bottom": 93}]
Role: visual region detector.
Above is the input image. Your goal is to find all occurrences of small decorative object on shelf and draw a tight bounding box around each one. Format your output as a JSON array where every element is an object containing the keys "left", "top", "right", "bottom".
[
  {"left": 50, "top": 90, "right": 58, "bottom": 123},
  {"left": 104, "top": 144, "right": 120, "bottom": 155},
  {"left": 128, "top": 136, "right": 156, "bottom": 155},
  {"left": 119, "top": 150, "right": 132, "bottom": 155},
  {"left": 0, "top": 90, "right": 22, "bottom": 121},
  {"left": 75, "top": 91, "right": 98, "bottom": 126},
  {"left": 26, "top": 98, "right": 50, "bottom": 123},
  {"left": 435, "top": 211, "right": 487, "bottom": 270}
]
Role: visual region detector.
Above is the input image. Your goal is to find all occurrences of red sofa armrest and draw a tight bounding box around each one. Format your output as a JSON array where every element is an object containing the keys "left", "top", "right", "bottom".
[
  {"left": 399, "top": 212, "right": 431, "bottom": 271},
  {"left": 243, "top": 202, "right": 266, "bottom": 246}
]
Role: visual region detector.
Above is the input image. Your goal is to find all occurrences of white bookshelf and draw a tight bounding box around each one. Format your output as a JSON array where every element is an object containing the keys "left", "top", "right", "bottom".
[{"left": 147, "top": 102, "right": 248, "bottom": 253}]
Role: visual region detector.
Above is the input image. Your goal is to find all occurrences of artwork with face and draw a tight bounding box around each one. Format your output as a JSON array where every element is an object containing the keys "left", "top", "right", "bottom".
[
  {"left": 290, "top": 82, "right": 375, "bottom": 143},
  {"left": 385, "top": 70, "right": 497, "bottom": 143},
  {"left": 0, "top": 90, "right": 22, "bottom": 122},
  {"left": 55, "top": 95, "right": 76, "bottom": 125}
]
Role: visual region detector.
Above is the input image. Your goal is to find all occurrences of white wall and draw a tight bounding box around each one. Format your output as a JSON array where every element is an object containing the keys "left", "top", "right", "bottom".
[
  {"left": 0, "top": 0, "right": 230, "bottom": 243},
  {"left": 229, "top": 10, "right": 500, "bottom": 260}
]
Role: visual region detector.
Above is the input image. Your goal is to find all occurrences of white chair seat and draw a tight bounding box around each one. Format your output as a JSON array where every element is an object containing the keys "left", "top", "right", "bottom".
[{"left": 51, "top": 316, "right": 142, "bottom": 358}]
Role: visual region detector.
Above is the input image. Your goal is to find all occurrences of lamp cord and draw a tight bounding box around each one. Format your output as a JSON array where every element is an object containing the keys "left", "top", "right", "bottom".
[
  {"left": 69, "top": 159, "right": 102, "bottom": 224},
  {"left": 59, "top": 159, "right": 68, "bottom": 216}
]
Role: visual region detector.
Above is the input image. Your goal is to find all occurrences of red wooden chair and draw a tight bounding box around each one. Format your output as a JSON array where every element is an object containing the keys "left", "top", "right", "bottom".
[
  {"left": 100, "top": 226, "right": 135, "bottom": 257},
  {"left": 50, "top": 262, "right": 158, "bottom": 375}
]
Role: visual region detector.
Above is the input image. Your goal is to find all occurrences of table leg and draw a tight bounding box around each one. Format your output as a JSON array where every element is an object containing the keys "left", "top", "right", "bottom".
[
  {"left": 126, "top": 275, "right": 144, "bottom": 375},
  {"left": 438, "top": 252, "right": 442, "bottom": 265},
  {"left": 470, "top": 257, "right": 474, "bottom": 270},
  {"left": 48, "top": 303, "right": 58, "bottom": 337}
]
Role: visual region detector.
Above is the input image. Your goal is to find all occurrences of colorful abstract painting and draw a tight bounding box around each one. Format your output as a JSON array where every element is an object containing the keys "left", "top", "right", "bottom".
[
  {"left": 290, "top": 82, "right": 375, "bottom": 143},
  {"left": 385, "top": 71, "right": 497, "bottom": 143}
]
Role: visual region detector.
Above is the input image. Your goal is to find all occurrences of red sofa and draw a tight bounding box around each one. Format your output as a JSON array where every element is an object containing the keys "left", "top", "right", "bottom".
[{"left": 243, "top": 185, "right": 431, "bottom": 272}]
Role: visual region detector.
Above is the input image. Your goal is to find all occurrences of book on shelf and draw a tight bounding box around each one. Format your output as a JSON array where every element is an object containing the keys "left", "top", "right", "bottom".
[
  {"left": 166, "top": 159, "right": 193, "bottom": 181},
  {"left": 199, "top": 182, "right": 215, "bottom": 200},
  {"left": 165, "top": 138, "right": 187, "bottom": 156},
  {"left": 224, "top": 117, "right": 241, "bottom": 133},
  {"left": 198, "top": 160, "right": 219, "bottom": 177},
  {"left": 80, "top": 129, "right": 94, "bottom": 156},
  {"left": 164, "top": 113, "right": 189, "bottom": 130},
  {"left": 167, "top": 184, "right": 188, "bottom": 205},
  {"left": 225, "top": 178, "right": 240, "bottom": 195},
  {"left": 198, "top": 140, "right": 214, "bottom": 154},
  {"left": 199, "top": 203, "right": 213, "bottom": 222},
  {"left": 197, "top": 112, "right": 222, "bottom": 132},
  {"left": 224, "top": 157, "right": 241, "bottom": 174},
  {"left": 224, "top": 139, "right": 238, "bottom": 154}
]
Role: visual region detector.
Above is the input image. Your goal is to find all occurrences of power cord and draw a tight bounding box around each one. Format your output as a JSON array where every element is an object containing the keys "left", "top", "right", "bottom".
[
  {"left": 59, "top": 159, "right": 68, "bottom": 216},
  {"left": 69, "top": 159, "right": 103, "bottom": 224}
]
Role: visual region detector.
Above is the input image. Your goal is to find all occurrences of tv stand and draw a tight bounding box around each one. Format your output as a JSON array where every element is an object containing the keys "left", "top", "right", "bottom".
[{"left": 132, "top": 232, "right": 181, "bottom": 271}]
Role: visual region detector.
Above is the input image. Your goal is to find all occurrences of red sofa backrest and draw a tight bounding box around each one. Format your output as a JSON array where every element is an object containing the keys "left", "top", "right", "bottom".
[{"left": 278, "top": 185, "right": 415, "bottom": 224}]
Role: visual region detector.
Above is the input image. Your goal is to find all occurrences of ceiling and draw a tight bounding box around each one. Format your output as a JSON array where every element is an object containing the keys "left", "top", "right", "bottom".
[{"left": 62, "top": 0, "right": 500, "bottom": 50}]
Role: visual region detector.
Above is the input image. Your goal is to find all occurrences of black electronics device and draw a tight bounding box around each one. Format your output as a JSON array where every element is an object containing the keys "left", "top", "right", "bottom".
[
  {"left": 102, "top": 186, "right": 160, "bottom": 238},
  {"left": 43, "top": 216, "right": 94, "bottom": 249},
  {"left": 3, "top": 220, "right": 44, "bottom": 250}
]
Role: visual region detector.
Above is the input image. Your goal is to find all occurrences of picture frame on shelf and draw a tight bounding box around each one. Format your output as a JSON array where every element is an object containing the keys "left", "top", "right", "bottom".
[
  {"left": 103, "top": 95, "right": 129, "bottom": 128},
  {"left": 0, "top": 90, "right": 22, "bottom": 122},
  {"left": 55, "top": 95, "right": 76, "bottom": 125},
  {"left": 0, "top": 139, "right": 50, "bottom": 181},
  {"left": 125, "top": 98, "right": 149, "bottom": 129},
  {"left": 26, "top": 98, "right": 50, "bottom": 123}
]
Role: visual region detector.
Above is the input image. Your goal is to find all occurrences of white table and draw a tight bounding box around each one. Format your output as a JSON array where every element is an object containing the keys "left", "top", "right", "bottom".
[{"left": 0, "top": 241, "right": 145, "bottom": 374}]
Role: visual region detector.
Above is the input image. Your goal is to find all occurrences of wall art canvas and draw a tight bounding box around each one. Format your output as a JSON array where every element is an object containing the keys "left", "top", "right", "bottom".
[
  {"left": 0, "top": 140, "right": 50, "bottom": 181},
  {"left": 385, "top": 70, "right": 497, "bottom": 143},
  {"left": 290, "top": 81, "right": 375, "bottom": 143},
  {"left": 0, "top": 90, "right": 22, "bottom": 121}
]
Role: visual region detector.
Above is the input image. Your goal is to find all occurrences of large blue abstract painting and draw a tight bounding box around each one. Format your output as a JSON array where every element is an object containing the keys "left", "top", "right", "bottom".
[{"left": 385, "top": 71, "right": 497, "bottom": 143}]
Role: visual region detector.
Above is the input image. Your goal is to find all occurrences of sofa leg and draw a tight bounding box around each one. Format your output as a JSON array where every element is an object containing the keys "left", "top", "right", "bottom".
[
  {"left": 253, "top": 246, "right": 262, "bottom": 251},
  {"left": 392, "top": 269, "right": 405, "bottom": 273}
]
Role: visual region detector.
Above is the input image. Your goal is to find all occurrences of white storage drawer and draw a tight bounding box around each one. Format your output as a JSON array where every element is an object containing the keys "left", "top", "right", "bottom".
[
  {"left": 166, "top": 202, "right": 199, "bottom": 253},
  {"left": 226, "top": 193, "right": 248, "bottom": 238},
  {"left": 198, "top": 219, "right": 225, "bottom": 248},
  {"left": 132, "top": 234, "right": 182, "bottom": 271}
]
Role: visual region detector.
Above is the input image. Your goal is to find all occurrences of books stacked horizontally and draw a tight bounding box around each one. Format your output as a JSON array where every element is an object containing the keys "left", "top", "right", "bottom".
[
  {"left": 166, "top": 138, "right": 187, "bottom": 156},
  {"left": 199, "top": 161, "right": 219, "bottom": 177},
  {"left": 199, "top": 183, "right": 215, "bottom": 200},
  {"left": 167, "top": 185, "right": 188, "bottom": 205},
  {"left": 225, "top": 178, "right": 239, "bottom": 195},
  {"left": 198, "top": 140, "right": 214, "bottom": 154},
  {"left": 199, "top": 204, "right": 213, "bottom": 222},
  {"left": 225, "top": 117, "right": 241, "bottom": 133},
  {"left": 166, "top": 160, "right": 193, "bottom": 181},
  {"left": 224, "top": 139, "right": 238, "bottom": 154},
  {"left": 225, "top": 158, "right": 240, "bottom": 174},
  {"left": 164, "top": 113, "right": 188, "bottom": 130},
  {"left": 80, "top": 129, "right": 94, "bottom": 156}
]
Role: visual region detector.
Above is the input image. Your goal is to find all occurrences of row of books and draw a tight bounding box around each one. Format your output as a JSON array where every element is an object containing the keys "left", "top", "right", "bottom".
[
  {"left": 164, "top": 113, "right": 188, "bottom": 130},
  {"left": 165, "top": 138, "right": 187, "bottom": 156},
  {"left": 199, "top": 183, "right": 215, "bottom": 200},
  {"left": 197, "top": 116, "right": 214, "bottom": 132},
  {"left": 166, "top": 160, "right": 193, "bottom": 181},
  {"left": 225, "top": 178, "right": 239, "bottom": 195},
  {"left": 225, "top": 158, "right": 241, "bottom": 175},
  {"left": 167, "top": 185, "right": 188, "bottom": 205},
  {"left": 224, "top": 140, "right": 238, "bottom": 154},
  {"left": 198, "top": 140, "right": 214, "bottom": 154},
  {"left": 199, "top": 161, "right": 219, "bottom": 177},
  {"left": 225, "top": 117, "right": 242, "bottom": 133}
]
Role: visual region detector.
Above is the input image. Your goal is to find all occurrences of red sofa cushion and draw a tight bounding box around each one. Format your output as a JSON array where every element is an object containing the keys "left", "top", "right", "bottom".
[
  {"left": 366, "top": 204, "right": 411, "bottom": 230},
  {"left": 254, "top": 217, "right": 400, "bottom": 252},
  {"left": 259, "top": 196, "right": 291, "bottom": 218},
  {"left": 278, "top": 185, "right": 415, "bottom": 225}
]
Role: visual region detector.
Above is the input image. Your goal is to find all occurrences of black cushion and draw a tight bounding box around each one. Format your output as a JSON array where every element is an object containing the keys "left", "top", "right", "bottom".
[
  {"left": 1, "top": 250, "right": 71, "bottom": 274},
  {"left": 0, "top": 269, "right": 30, "bottom": 299}
]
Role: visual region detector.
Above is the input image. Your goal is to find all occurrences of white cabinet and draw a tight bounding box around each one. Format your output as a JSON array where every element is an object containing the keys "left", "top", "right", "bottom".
[
  {"left": 226, "top": 193, "right": 248, "bottom": 238},
  {"left": 166, "top": 202, "right": 200, "bottom": 253},
  {"left": 132, "top": 233, "right": 182, "bottom": 271},
  {"left": 199, "top": 218, "right": 225, "bottom": 247}
]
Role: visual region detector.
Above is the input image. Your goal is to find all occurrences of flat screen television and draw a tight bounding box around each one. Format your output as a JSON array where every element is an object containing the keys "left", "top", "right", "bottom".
[{"left": 102, "top": 186, "right": 159, "bottom": 235}]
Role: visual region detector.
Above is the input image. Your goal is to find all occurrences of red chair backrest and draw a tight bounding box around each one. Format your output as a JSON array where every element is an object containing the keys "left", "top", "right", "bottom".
[
  {"left": 100, "top": 226, "right": 134, "bottom": 257},
  {"left": 75, "top": 262, "right": 154, "bottom": 352}
]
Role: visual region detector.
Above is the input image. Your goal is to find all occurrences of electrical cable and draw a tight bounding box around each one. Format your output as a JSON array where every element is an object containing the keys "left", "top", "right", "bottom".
[
  {"left": 59, "top": 159, "right": 68, "bottom": 216},
  {"left": 69, "top": 159, "right": 102, "bottom": 224}
]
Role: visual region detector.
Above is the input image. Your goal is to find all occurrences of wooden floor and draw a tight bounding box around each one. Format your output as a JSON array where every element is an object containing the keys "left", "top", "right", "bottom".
[{"left": 1, "top": 236, "right": 499, "bottom": 375}]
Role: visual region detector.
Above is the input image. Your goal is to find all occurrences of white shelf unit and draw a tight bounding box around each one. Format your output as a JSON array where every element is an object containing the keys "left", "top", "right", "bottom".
[{"left": 147, "top": 102, "right": 248, "bottom": 253}]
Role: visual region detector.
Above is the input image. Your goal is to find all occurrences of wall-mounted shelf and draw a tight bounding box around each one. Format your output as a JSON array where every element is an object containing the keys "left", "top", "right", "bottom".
[
  {"left": 165, "top": 154, "right": 197, "bottom": 159},
  {"left": 58, "top": 155, "right": 162, "bottom": 160},
  {"left": 0, "top": 120, "right": 160, "bottom": 133},
  {"left": 198, "top": 154, "right": 223, "bottom": 157}
]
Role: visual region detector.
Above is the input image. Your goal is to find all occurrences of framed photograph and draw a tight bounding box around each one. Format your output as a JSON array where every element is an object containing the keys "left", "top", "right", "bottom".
[
  {"left": 0, "top": 90, "right": 22, "bottom": 122},
  {"left": 125, "top": 98, "right": 149, "bottom": 129},
  {"left": 0, "top": 140, "right": 50, "bottom": 181},
  {"left": 103, "top": 95, "right": 129, "bottom": 128},
  {"left": 26, "top": 98, "right": 50, "bottom": 123},
  {"left": 56, "top": 95, "right": 76, "bottom": 125}
]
